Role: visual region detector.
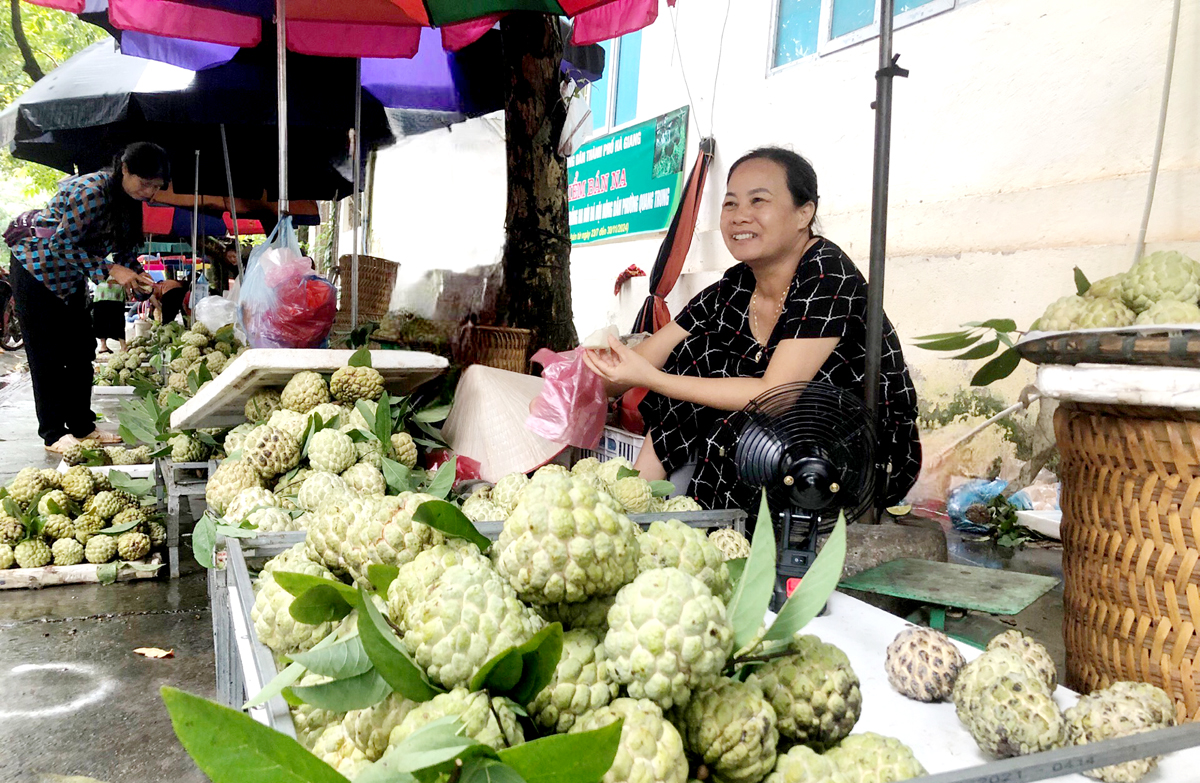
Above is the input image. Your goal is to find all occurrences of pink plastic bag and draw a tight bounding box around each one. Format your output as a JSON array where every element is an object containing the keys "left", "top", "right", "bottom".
[{"left": 527, "top": 348, "right": 607, "bottom": 449}]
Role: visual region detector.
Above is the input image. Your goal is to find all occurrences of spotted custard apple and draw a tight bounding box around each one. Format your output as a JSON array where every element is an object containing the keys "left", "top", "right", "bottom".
[
  {"left": 388, "top": 688, "right": 524, "bottom": 752},
  {"left": 206, "top": 460, "right": 266, "bottom": 516},
  {"left": 8, "top": 467, "right": 47, "bottom": 506},
  {"left": 244, "top": 389, "right": 282, "bottom": 422},
  {"left": 268, "top": 409, "right": 308, "bottom": 442},
  {"left": 528, "top": 628, "right": 619, "bottom": 733},
  {"left": 281, "top": 370, "right": 331, "bottom": 413},
  {"left": 638, "top": 518, "right": 732, "bottom": 603},
  {"left": 677, "top": 677, "right": 779, "bottom": 783},
  {"left": 604, "top": 567, "right": 733, "bottom": 710},
  {"left": 330, "top": 365, "right": 385, "bottom": 404},
  {"left": 987, "top": 630, "right": 1057, "bottom": 691},
  {"left": 568, "top": 698, "right": 687, "bottom": 783},
  {"left": 495, "top": 471, "right": 640, "bottom": 604},
  {"left": 1065, "top": 682, "right": 1177, "bottom": 783},
  {"left": 824, "top": 733, "right": 927, "bottom": 782},
  {"left": 746, "top": 634, "right": 862, "bottom": 748},
  {"left": 342, "top": 492, "right": 445, "bottom": 586},
  {"left": 251, "top": 557, "right": 337, "bottom": 655},
  {"left": 885, "top": 625, "right": 965, "bottom": 702},
  {"left": 1121, "top": 250, "right": 1200, "bottom": 313},
  {"left": 242, "top": 425, "right": 302, "bottom": 478},
  {"left": 961, "top": 666, "right": 1065, "bottom": 758},
  {"left": 60, "top": 466, "right": 96, "bottom": 502}
]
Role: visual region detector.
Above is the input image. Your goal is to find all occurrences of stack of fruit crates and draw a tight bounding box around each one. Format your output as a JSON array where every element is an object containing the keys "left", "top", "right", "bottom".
[{"left": 156, "top": 457, "right": 219, "bottom": 578}]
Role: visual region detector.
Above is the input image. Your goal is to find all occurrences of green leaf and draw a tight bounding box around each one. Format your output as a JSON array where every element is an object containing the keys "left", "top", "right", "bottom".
[
  {"left": 913, "top": 333, "right": 981, "bottom": 352},
  {"left": 3, "top": 499, "right": 24, "bottom": 522},
  {"left": 413, "top": 500, "right": 491, "bottom": 552},
  {"left": 288, "top": 669, "right": 393, "bottom": 712},
  {"left": 412, "top": 420, "right": 447, "bottom": 448},
  {"left": 363, "top": 718, "right": 496, "bottom": 782},
  {"left": 425, "top": 457, "right": 457, "bottom": 500},
  {"left": 725, "top": 557, "right": 746, "bottom": 586},
  {"left": 214, "top": 523, "right": 259, "bottom": 539},
  {"left": 979, "top": 318, "right": 1018, "bottom": 333},
  {"left": 508, "top": 622, "right": 564, "bottom": 706},
  {"left": 373, "top": 392, "right": 394, "bottom": 446},
  {"left": 912, "top": 330, "right": 976, "bottom": 341},
  {"left": 102, "top": 518, "right": 142, "bottom": 535},
  {"left": 381, "top": 458, "right": 415, "bottom": 495},
  {"left": 615, "top": 466, "right": 640, "bottom": 480},
  {"left": 368, "top": 564, "right": 400, "bottom": 594},
  {"left": 161, "top": 686, "right": 352, "bottom": 783},
  {"left": 290, "top": 636, "right": 374, "bottom": 680},
  {"left": 357, "top": 587, "right": 442, "bottom": 702},
  {"left": 970, "top": 347, "right": 1022, "bottom": 386},
  {"left": 214, "top": 324, "right": 236, "bottom": 345},
  {"left": 274, "top": 571, "right": 361, "bottom": 603},
  {"left": 289, "top": 585, "right": 354, "bottom": 625},
  {"left": 96, "top": 562, "right": 119, "bottom": 585},
  {"left": 950, "top": 338, "right": 1000, "bottom": 361},
  {"left": 766, "top": 511, "right": 847, "bottom": 642},
  {"left": 412, "top": 404, "right": 451, "bottom": 423},
  {"left": 469, "top": 649, "right": 524, "bottom": 695},
  {"left": 349, "top": 347, "right": 374, "bottom": 368},
  {"left": 649, "top": 481, "right": 674, "bottom": 498},
  {"left": 462, "top": 759, "right": 525, "bottom": 783},
  {"left": 244, "top": 659, "right": 307, "bottom": 710},
  {"left": 726, "top": 493, "right": 777, "bottom": 653},
  {"left": 108, "top": 471, "right": 155, "bottom": 497},
  {"left": 498, "top": 720, "right": 623, "bottom": 783},
  {"left": 1074, "top": 266, "right": 1091, "bottom": 296},
  {"left": 191, "top": 515, "right": 217, "bottom": 569}
]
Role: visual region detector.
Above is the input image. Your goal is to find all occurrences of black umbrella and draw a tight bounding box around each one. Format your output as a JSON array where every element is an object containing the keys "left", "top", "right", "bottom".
[{"left": 0, "top": 38, "right": 395, "bottom": 200}]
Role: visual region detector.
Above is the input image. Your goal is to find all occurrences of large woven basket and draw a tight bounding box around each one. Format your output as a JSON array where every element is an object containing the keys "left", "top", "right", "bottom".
[
  {"left": 1056, "top": 401, "right": 1200, "bottom": 722},
  {"left": 456, "top": 325, "right": 532, "bottom": 374},
  {"left": 333, "top": 254, "right": 399, "bottom": 333}
]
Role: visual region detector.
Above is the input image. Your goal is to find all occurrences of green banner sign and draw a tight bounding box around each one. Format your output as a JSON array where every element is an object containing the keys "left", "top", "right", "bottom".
[{"left": 568, "top": 106, "right": 689, "bottom": 244}]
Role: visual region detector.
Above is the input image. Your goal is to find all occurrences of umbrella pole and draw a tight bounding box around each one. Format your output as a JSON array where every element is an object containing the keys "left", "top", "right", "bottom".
[
  {"left": 191, "top": 149, "right": 201, "bottom": 324},
  {"left": 276, "top": 0, "right": 289, "bottom": 214},
  {"left": 863, "top": 0, "right": 907, "bottom": 519},
  {"left": 351, "top": 59, "right": 361, "bottom": 328},
  {"left": 220, "top": 124, "right": 243, "bottom": 282}
]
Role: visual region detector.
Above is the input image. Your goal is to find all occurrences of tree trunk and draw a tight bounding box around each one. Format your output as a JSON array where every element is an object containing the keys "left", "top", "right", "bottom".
[
  {"left": 11, "top": 0, "right": 45, "bottom": 82},
  {"left": 498, "top": 13, "right": 577, "bottom": 352}
]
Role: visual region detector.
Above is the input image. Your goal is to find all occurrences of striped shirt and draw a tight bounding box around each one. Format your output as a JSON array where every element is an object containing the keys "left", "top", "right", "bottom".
[{"left": 10, "top": 171, "right": 142, "bottom": 300}]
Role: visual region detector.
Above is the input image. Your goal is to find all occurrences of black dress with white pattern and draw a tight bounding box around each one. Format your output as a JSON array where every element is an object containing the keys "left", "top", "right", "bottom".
[{"left": 639, "top": 237, "right": 922, "bottom": 515}]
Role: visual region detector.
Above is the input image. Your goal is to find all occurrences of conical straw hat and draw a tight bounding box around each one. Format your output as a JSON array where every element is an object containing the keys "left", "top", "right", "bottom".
[{"left": 442, "top": 364, "right": 566, "bottom": 483}]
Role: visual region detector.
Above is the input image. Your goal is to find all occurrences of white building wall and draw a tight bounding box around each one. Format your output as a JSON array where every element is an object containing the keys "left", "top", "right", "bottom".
[{"left": 359, "top": 0, "right": 1200, "bottom": 399}]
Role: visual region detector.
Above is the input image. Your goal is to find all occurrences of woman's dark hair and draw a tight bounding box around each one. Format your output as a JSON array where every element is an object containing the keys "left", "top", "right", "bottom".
[
  {"left": 106, "top": 142, "right": 171, "bottom": 254},
  {"left": 729, "top": 147, "right": 820, "bottom": 230}
]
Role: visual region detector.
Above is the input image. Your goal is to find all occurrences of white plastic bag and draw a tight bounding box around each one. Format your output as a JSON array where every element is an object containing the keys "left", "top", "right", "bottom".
[
  {"left": 194, "top": 294, "right": 237, "bottom": 332},
  {"left": 558, "top": 79, "right": 592, "bottom": 158}
]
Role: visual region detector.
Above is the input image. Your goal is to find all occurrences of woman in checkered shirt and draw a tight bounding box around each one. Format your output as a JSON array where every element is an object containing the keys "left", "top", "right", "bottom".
[
  {"left": 585, "top": 147, "right": 921, "bottom": 520},
  {"left": 8, "top": 142, "right": 169, "bottom": 454}
]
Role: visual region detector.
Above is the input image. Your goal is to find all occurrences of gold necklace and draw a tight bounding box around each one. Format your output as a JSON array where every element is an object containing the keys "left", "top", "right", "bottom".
[{"left": 750, "top": 286, "right": 788, "bottom": 361}]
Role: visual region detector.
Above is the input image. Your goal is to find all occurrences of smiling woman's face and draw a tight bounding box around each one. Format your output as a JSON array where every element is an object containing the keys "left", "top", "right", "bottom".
[{"left": 720, "top": 158, "right": 814, "bottom": 267}]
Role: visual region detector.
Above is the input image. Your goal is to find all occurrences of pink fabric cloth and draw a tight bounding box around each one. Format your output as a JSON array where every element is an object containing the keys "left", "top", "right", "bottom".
[
  {"left": 288, "top": 20, "right": 421, "bottom": 58},
  {"left": 109, "top": 0, "right": 261, "bottom": 48},
  {"left": 441, "top": 14, "right": 503, "bottom": 50},
  {"left": 570, "top": 0, "right": 658, "bottom": 45},
  {"left": 24, "top": 0, "right": 85, "bottom": 11}
]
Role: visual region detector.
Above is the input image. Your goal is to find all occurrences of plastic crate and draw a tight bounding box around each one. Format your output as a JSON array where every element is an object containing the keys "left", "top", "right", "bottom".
[{"left": 581, "top": 426, "right": 643, "bottom": 464}]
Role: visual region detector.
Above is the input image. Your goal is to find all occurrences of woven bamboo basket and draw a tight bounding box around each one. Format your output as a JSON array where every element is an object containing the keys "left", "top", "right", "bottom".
[
  {"left": 333, "top": 254, "right": 399, "bottom": 332},
  {"left": 1056, "top": 401, "right": 1200, "bottom": 722},
  {"left": 457, "top": 325, "right": 532, "bottom": 374}
]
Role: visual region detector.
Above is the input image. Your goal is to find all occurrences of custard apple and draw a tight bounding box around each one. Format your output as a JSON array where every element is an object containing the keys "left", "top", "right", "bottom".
[
  {"left": 85, "top": 534, "right": 119, "bottom": 564},
  {"left": 746, "top": 634, "right": 862, "bottom": 747},
  {"left": 170, "top": 433, "right": 207, "bottom": 463},
  {"left": 299, "top": 472, "right": 351, "bottom": 512},
  {"left": 268, "top": 409, "right": 308, "bottom": 442},
  {"left": 1103, "top": 681, "right": 1177, "bottom": 726},
  {"left": 824, "top": 733, "right": 927, "bottom": 782},
  {"left": 180, "top": 344, "right": 202, "bottom": 362},
  {"left": 571, "top": 457, "right": 602, "bottom": 476},
  {"left": 390, "top": 432, "right": 418, "bottom": 469},
  {"left": 528, "top": 628, "right": 619, "bottom": 733},
  {"left": 8, "top": 467, "right": 47, "bottom": 506},
  {"left": 341, "top": 463, "right": 386, "bottom": 495},
  {"left": 308, "top": 402, "right": 350, "bottom": 429},
  {"left": 147, "top": 520, "right": 167, "bottom": 547},
  {"left": 638, "top": 519, "right": 732, "bottom": 602},
  {"left": 1073, "top": 297, "right": 1136, "bottom": 328},
  {"left": 961, "top": 666, "right": 1065, "bottom": 758},
  {"left": 308, "top": 723, "right": 372, "bottom": 780},
  {"left": 461, "top": 493, "right": 505, "bottom": 523},
  {"left": 86, "top": 491, "right": 123, "bottom": 520},
  {"left": 181, "top": 331, "right": 208, "bottom": 347},
  {"left": 306, "top": 495, "right": 383, "bottom": 574},
  {"left": 252, "top": 558, "right": 337, "bottom": 655},
  {"left": 112, "top": 505, "right": 150, "bottom": 530},
  {"left": 291, "top": 673, "right": 345, "bottom": 748},
  {"left": 0, "top": 544, "right": 13, "bottom": 569},
  {"left": 330, "top": 365, "right": 385, "bottom": 404},
  {"left": 52, "top": 537, "right": 85, "bottom": 566},
  {"left": 765, "top": 745, "right": 849, "bottom": 783},
  {"left": 665, "top": 495, "right": 703, "bottom": 513},
  {"left": 1085, "top": 273, "right": 1128, "bottom": 300},
  {"left": 354, "top": 439, "right": 384, "bottom": 469},
  {"left": 1134, "top": 299, "right": 1200, "bottom": 325},
  {"left": 495, "top": 472, "right": 640, "bottom": 604},
  {"left": 107, "top": 446, "right": 142, "bottom": 466},
  {"left": 1121, "top": 251, "right": 1200, "bottom": 313},
  {"left": 345, "top": 401, "right": 376, "bottom": 432},
  {"left": 118, "top": 531, "right": 151, "bottom": 560},
  {"left": 399, "top": 562, "right": 545, "bottom": 689},
  {"left": 281, "top": 371, "right": 331, "bottom": 413},
  {"left": 343, "top": 493, "right": 444, "bottom": 586},
  {"left": 225, "top": 487, "right": 281, "bottom": 523},
  {"left": 60, "top": 466, "right": 95, "bottom": 501},
  {"left": 709, "top": 528, "right": 751, "bottom": 560},
  {"left": 341, "top": 693, "right": 417, "bottom": 761},
  {"left": 386, "top": 539, "right": 495, "bottom": 620},
  {"left": 1065, "top": 682, "right": 1176, "bottom": 783},
  {"left": 72, "top": 513, "right": 106, "bottom": 544},
  {"left": 597, "top": 457, "right": 636, "bottom": 487},
  {"left": 0, "top": 516, "right": 24, "bottom": 546},
  {"left": 987, "top": 630, "right": 1057, "bottom": 691},
  {"left": 568, "top": 698, "right": 686, "bottom": 783},
  {"left": 308, "top": 429, "right": 358, "bottom": 474},
  {"left": 43, "top": 514, "right": 75, "bottom": 541},
  {"left": 37, "top": 489, "right": 72, "bottom": 517},
  {"left": 677, "top": 678, "right": 779, "bottom": 783},
  {"left": 388, "top": 688, "right": 524, "bottom": 752},
  {"left": 14, "top": 539, "right": 51, "bottom": 568},
  {"left": 242, "top": 425, "right": 302, "bottom": 478},
  {"left": 1037, "top": 295, "right": 1090, "bottom": 331},
  {"left": 274, "top": 467, "right": 311, "bottom": 499},
  {"left": 612, "top": 476, "right": 653, "bottom": 513},
  {"left": 536, "top": 595, "right": 617, "bottom": 632},
  {"left": 490, "top": 473, "right": 531, "bottom": 515},
  {"left": 885, "top": 625, "right": 965, "bottom": 702},
  {"left": 604, "top": 567, "right": 733, "bottom": 710},
  {"left": 205, "top": 460, "right": 266, "bottom": 516}
]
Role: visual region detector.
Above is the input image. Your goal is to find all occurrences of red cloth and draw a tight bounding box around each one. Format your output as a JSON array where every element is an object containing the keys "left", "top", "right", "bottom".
[{"left": 613, "top": 264, "right": 646, "bottom": 296}]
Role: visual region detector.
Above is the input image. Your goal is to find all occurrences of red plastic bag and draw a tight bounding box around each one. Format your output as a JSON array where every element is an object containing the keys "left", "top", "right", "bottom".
[
  {"left": 526, "top": 348, "right": 607, "bottom": 449},
  {"left": 239, "top": 216, "right": 337, "bottom": 348}
]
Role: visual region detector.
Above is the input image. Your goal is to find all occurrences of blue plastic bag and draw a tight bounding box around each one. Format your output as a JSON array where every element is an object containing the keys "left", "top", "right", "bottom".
[
  {"left": 946, "top": 478, "right": 1008, "bottom": 533},
  {"left": 238, "top": 217, "right": 337, "bottom": 349}
]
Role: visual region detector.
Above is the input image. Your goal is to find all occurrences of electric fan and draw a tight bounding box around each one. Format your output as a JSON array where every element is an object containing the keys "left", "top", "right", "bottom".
[{"left": 729, "top": 381, "right": 877, "bottom": 610}]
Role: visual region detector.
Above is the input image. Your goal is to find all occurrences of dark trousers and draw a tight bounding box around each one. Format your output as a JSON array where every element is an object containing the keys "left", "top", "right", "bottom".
[{"left": 11, "top": 262, "right": 97, "bottom": 446}]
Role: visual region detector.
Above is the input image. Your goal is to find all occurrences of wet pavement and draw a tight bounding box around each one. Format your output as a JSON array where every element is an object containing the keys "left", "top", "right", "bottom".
[{"left": 0, "top": 363, "right": 212, "bottom": 783}]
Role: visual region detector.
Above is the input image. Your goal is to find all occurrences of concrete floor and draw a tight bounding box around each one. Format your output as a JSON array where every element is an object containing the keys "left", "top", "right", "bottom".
[{"left": 0, "top": 358, "right": 213, "bottom": 783}]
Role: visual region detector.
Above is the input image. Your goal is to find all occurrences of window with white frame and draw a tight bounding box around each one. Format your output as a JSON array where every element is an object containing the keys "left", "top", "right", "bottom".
[
  {"left": 773, "top": 0, "right": 954, "bottom": 69},
  {"left": 589, "top": 31, "right": 641, "bottom": 134}
]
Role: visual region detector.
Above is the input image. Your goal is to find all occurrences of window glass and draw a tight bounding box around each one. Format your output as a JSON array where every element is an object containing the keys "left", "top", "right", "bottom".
[
  {"left": 774, "top": 0, "right": 821, "bottom": 67},
  {"left": 613, "top": 31, "right": 641, "bottom": 126},
  {"left": 590, "top": 39, "right": 612, "bottom": 131},
  {"left": 830, "top": 0, "right": 875, "bottom": 38}
]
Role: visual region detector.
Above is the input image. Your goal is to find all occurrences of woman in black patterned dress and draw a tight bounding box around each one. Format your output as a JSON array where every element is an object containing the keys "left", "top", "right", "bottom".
[{"left": 584, "top": 147, "right": 921, "bottom": 516}]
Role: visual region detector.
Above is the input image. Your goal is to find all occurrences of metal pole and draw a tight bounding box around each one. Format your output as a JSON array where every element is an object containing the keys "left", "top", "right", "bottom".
[
  {"left": 220, "top": 124, "right": 243, "bottom": 282},
  {"left": 191, "top": 149, "right": 200, "bottom": 323},
  {"left": 351, "top": 59, "right": 361, "bottom": 327},
  {"left": 275, "top": 0, "right": 289, "bottom": 215},
  {"left": 864, "top": 0, "right": 907, "bottom": 517}
]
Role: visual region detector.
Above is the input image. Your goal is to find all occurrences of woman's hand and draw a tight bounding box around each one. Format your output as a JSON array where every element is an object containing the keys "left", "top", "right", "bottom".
[
  {"left": 582, "top": 335, "right": 661, "bottom": 390},
  {"left": 109, "top": 265, "right": 154, "bottom": 294}
]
